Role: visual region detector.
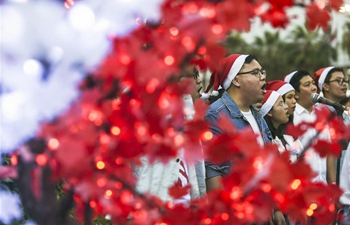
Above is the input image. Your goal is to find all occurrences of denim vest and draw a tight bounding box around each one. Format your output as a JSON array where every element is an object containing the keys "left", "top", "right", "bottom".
[{"left": 205, "top": 92, "right": 272, "bottom": 178}]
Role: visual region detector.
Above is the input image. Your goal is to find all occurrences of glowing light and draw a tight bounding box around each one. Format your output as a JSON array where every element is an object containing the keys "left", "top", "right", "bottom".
[
  {"left": 96, "top": 161, "right": 105, "bottom": 170},
  {"left": 199, "top": 6, "right": 216, "bottom": 18},
  {"left": 221, "top": 213, "right": 229, "bottom": 221},
  {"left": 164, "top": 55, "right": 175, "bottom": 65},
  {"left": 261, "top": 183, "right": 271, "bottom": 193},
  {"left": 96, "top": 178, "right": 107, "bottom": 187},
  {"left": 253, "top": 157, "right": 263, "bottom": 170},
  {"left": 236, "top": 212, "right": 244, "bottom": 219},
  {"left": 111, "top": 126, "right": 121, "bottom": 136},
  {"left": 64, "top": 0, "right": 75, "bottom": 9},
  {"left": 290, "top": 179, "right": 301, "bottom": 190},
  {"left": 230, "top": 186, "right": 241, "bottom": 200},
  {"left": 315, "top": 122, "right": 323, "bottom": 131},
  {"left": 23, "top": 59, "right": 43, "bottom": 77},
  {"left": 316, "top": 0, "right": 326, "bottom": 9},
  {"left": 115, "top": 182, "right": 123, "bottom": 189},
  {"left": 274, "top": 193, "right": 285, "bottom": 203},
  {"left": 202, "top": 131, "right": 213, "bottom": 141},
  {"left": 36, "top": 154, "right": 47, "bottom": 166},
  {"left": 48, "top": 138, "right": 59, "bottom": 150},
  {"left": 181, "top": 36, "right": 195, "bottom": 51},
  {"left": 309, "top": 203, "right": 318, "bottom": 210},
  {"left": 174, "top": 134, "right": 184, "bottom": 146},
  {"left": 88, "top": 111, "right": 98, "bottom": 121},
  {"left": 169, "top": 27, "right": 179, "bottom": 36},
  {"left": 104, "top": 190, "right": 113, "bottom": 198},
  {"left": 182, "top": 2, "right": 199, "bottom": 14},
  {"left": 10, "top": 154, "right": 18, "bottom": 166},
  {"left": 329, "top": 203, "right": 335, "bottom": 212},
  {"left": 197, "top": 47, "right": 206, "bottom": 55},
  {"left": 68, "top": 3, "right": 95, "bottom": 31},
  {"left": 115, "top": 157, "right": 123, "bottom": 165},
  {"left": 100, "top": 134, "right": 110, "bottom": 144},
  {"left": 135, "top": 202, "right": 142, "bottom": 209},
  {"left": 120, "top": 54, "right": 131, "bottom": 65},
  {"left": 306, "top": 209, "right": 314, "bottom": 216},
  {"left": 121, "top": 191, "right": 133, "bottom": 205},
  {"left": 329, "top": 128, "right": 336, "bottom": 138},
  {"left": 146, "top": 78, "right": 160, "bottom": 93},
  {"left": 211, "top": 24, "right": 223, "bottom": 35},
  {"left": 136, "top": 124, "right": 147, "bottom": 136},
  {"left": 89, "top": 200, "right": 96, "bottom": 208},
  {"left": 203, "top": 218, "right": 212, "bottom": 224},
  {"left": 158, "top": 93, "right": 170, "bottom": 109}
]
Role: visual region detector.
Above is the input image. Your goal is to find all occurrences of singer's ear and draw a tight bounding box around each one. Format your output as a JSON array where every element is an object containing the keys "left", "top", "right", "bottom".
[{"left": 322, "top": 83, "right": 330, "bottom": 92}]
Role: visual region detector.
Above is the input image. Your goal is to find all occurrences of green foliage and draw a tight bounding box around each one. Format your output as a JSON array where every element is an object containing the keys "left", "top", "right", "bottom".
[
  {"left": 342, "top": 18, "right": 350, "bottom": 58},
  {"left": 224, "top": 25, "right": 339, "bottom": 81}
]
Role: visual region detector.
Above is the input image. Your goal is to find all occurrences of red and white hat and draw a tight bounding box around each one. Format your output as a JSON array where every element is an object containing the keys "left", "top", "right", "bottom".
[
  {"left": 313, "top": 67, "right": 334, "bottom": 92},
  {"left": 261, "top": 90, "right": 281, "bottom": 117},
  {"left": 266, "top": 80, "right": 294, "bottom": 96},
  {"left": 201, "top": 54, "right": 248, "bottom": 99},
  {"left": 283, "top": 71, "right": 297, "bottom": 83}
]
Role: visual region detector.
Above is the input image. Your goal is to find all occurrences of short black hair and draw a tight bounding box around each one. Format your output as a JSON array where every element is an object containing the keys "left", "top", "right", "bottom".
[
  {"left": 289, "top": 70, "right": 310, "bottom": 92},
  {"left": 245, "top": 55, "right": 257, "bottom": 64},
  {"left": 324, "top": 67, "right": 344, "bottom": 83}
]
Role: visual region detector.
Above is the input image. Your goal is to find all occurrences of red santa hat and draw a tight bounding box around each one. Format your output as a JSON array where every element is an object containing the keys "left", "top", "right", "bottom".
[
  {"left": 261, "top": 90, "right": 281, "bottom": 117},
  {"left": 312, "top": 67, "right": 334, "bottom": 92},
  {"left": 201, "top": 54, "right": 248, "bottom": 99},
  {"left": 283, "top": 71, "right": 297, "bottom": 83},
  {"left": 266, "top": 80, "right": 294, "bottom": 96}
]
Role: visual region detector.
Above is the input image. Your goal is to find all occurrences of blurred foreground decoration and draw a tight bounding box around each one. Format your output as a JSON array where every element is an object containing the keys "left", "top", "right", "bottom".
[{"left": 0, "top": 0, "right": 349, "bottom": 224}]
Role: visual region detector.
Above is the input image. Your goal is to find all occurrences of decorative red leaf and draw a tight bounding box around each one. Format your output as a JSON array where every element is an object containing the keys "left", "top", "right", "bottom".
[
  {"left": 168, "top": 183, "right": 191, "bottom": 199},
  {"left": 329, "top": 0, "right": 344, "bottom": 10},
  {"left": 306, "top": 4, "right": 331, "bottom": 31},
  {"left": 312, "top": 140, "right": 342, "bottom": 157}
]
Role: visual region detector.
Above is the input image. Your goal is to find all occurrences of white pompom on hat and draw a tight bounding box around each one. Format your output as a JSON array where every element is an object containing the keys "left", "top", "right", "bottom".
[{"left": 261, "top": 90, "right": 281, "bottom": 117}]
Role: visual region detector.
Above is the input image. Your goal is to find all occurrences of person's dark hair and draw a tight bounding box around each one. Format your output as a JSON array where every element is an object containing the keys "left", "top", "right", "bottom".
[
  {"left": 324, "top": 67, "right": 344, "bottom": 83},
  {"left": 264, "top": 115, "right": 286, "bottom": 146},
  {"left": 289, "top": 70, "right": 310, "bottom": 92},
  {"left": 209, "top": 88, "right": 224, "bottom": 104},
  {"left": 245, "top": 55, "right": 257, "bottom": 64}
]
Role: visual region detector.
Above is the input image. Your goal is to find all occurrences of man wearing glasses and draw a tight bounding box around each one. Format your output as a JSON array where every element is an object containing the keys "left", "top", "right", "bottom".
[
  {"left": 203, "top": 54, "right": 270, "bottom": 191},
  {"left": 312, "top": 67, "right": 350, "bottom": 203}
]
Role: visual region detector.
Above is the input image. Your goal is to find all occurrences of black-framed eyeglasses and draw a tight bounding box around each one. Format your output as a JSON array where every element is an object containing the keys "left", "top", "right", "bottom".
[
  {"left": 237, "top": 69, "right": 267, "bottom": 79},
  {"left": 328, "top": 78, "right": 349, "bottom": 86}
]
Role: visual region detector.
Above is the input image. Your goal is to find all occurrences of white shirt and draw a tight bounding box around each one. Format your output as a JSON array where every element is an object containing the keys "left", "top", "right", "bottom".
[
  {"left": 242, "top": 110, "right": 264, "bottom": 147},
  {"left": 273, "top": 135, "right": 302, "bottom": 163},
  {"left": 293, "top": 103, "right": 328, "bottom": 184},
  {"left": 340, "top": 144, "right": 350, "bottom": 205}
]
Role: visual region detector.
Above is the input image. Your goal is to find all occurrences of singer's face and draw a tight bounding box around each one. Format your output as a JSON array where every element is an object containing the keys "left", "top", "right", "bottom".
[
  {"left": 268, "top": 96, "right": 289, "bottom": 128},
  {"left": 284, "top": 90, "right": 296, "bottom": 115},
  {"left": 296, "top": 75, "right": 317, "bottom": 107},
  {"left": 324, "top": 71, "right": 348, "bottom": 102}
]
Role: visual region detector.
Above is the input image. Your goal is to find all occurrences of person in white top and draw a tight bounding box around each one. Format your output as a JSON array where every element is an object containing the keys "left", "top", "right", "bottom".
[
  {"left": 340, "top": 143, "right": 350, "bottom": 224},
  {"left": 134, "top": 65, "right": 206, "bottom": 207},
  {"left": 312, "top": 67, "right": 350, "bottom": 185},
  {"left": 261, "top": 88, "right": 302, "bottom": 164},
  {"left": 287, "top": 70, "right": 328, "bottom": 184}
]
